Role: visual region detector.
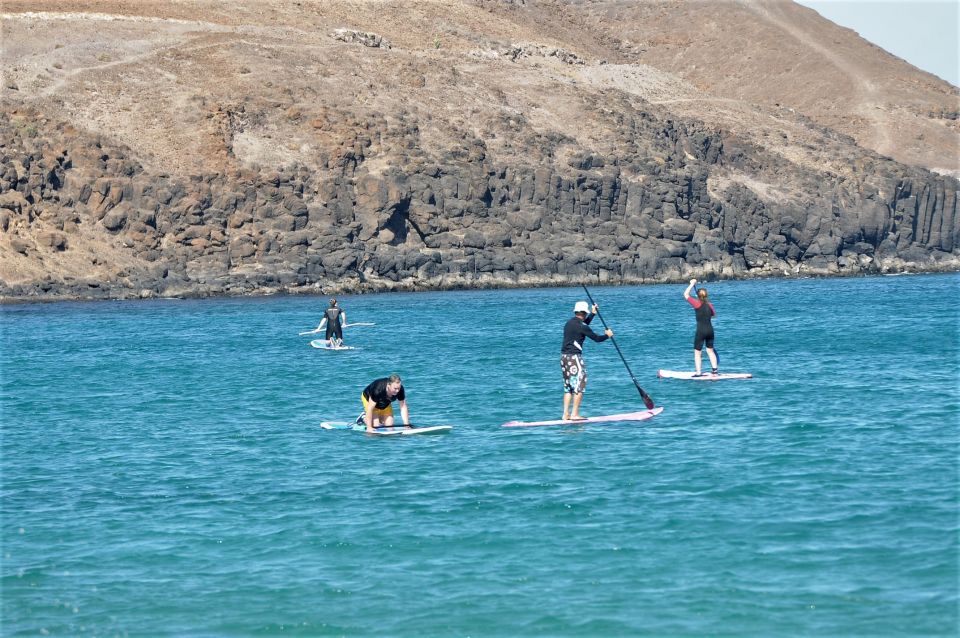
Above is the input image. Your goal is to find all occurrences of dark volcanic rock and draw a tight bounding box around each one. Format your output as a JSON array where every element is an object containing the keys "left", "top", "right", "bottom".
[{"left": 1, "top": 91, "right": 958, "bottom": 302}]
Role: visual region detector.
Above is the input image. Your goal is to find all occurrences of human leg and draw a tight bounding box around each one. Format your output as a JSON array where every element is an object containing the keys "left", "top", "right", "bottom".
[
  {"left": 693, "top": 332, "right": 705, "bottom": 375},
  {"left": 706, "top": 347, "right": 718, "bottom": 372},
  {"left": 569, "top": 355, "right": 587, "bottom": 419},
  {"left": 571, "top": 392, "right": 585, "bottom": 419},
  {"left": 561, "top": 354, "right": 581, "bottom": 419},
  {"left": 704, "top": 334, "right": 718, "bottom": 372},
  {"left": 377, "top": 405, "right": 395, "bottom": 427}
]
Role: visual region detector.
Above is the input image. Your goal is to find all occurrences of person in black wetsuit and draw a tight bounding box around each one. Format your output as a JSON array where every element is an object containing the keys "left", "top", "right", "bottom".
[
  {"left": 561, "top": 301, "right": 613, "bottom": 420},
  {"left": 358, "top": 374, "right": 409, "bottom": 431},
  {"left": 314, "top": 298, "right": 347, "bottom": 348},
  {"left": 683, "top": 279, "right": 718, "bottom": 376}
]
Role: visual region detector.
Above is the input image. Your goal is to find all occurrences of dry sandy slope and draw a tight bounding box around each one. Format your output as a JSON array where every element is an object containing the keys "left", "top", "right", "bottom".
[
  {"left": 3, "top": 0, "right": 957, "bottom": 177},
  {"left": 586, "top": 0, "right": 958, "bottom": 176}
]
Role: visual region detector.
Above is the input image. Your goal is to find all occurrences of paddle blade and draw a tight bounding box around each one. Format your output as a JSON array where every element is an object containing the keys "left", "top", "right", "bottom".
[{"left": 637, "top": 385, "right": 655, "bottom": 409}]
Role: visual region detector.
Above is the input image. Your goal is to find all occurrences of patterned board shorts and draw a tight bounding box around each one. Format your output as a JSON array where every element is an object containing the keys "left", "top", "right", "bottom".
[{"left": 561, "top": 353, "right": 587, "bottom": 394}]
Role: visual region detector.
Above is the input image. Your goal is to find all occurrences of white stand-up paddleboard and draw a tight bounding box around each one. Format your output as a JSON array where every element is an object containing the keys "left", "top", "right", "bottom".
[
  {"left": 320, "top": 421, "right": 452, "bottom": 436},
  {"left": 310, "top": 339, "right": 358, "bottom": 351},
  {"left": 657, "top": 370, "right": 752, "bottom": 380},
  {"left": 299, "top": 323, "right": 374, "bottom": 335},
  {"left": 502, "top": 407, "right": 663, "bottom": 428}
]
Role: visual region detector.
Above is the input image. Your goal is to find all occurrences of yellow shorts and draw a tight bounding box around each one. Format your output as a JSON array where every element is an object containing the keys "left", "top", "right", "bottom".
[{"left": 361, "top": 393, "right": 394, "bottom": 421}]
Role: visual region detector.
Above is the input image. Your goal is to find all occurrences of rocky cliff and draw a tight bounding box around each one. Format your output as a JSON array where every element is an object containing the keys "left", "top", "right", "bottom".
[{"left": 1, "top": 0, "right": 958, "bottom": 301}]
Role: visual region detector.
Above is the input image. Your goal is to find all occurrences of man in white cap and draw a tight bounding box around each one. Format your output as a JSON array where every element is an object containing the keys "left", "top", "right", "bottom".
[{"left": 561, "top": 301, "right": 613, "bottom": 420}]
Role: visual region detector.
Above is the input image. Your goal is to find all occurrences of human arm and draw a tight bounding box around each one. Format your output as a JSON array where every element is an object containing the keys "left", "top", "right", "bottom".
[
  {"left": 684, "top": 279, "right": 696, "bottom": 299},
  {"left": 399, "top": 399, "right": 410, "bottom": 426},
  {"left": 315, "top": 317, "right": 328, "bottom": 332},
  {"left": 582, "top": 323, "right": 612, "bottom": 342},
  {"left": 364, "top": 401, "right": 375, "bottom": 432}
]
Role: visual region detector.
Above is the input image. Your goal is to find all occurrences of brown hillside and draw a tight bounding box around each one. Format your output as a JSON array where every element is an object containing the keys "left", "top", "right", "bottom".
[{"left": 598, "top": 0, "right": 959, "bottom": 176}]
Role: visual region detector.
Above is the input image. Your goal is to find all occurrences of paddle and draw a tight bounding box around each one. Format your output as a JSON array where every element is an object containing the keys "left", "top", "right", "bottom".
[
  {"left": 301, "top": 322, "right": 374, "bottom": 334},
  {"left": 582, "top": 285, "right": 656, "bottom": 409}
]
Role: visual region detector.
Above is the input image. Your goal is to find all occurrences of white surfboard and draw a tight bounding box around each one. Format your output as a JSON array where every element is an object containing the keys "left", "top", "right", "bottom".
[
  {"left": 320, "top": 421, "right": 452, "bottom": 436},
  {"left": 300, "top": 322, "right": 374, "bottom": 335},
  {"left": 657, "top": 370, "right": 752, "bottom": 380},
  {"left": 310, "top": 339, "right": 358, "bottom": 350},
  {"left": 502, "top": 407, "right": 663, "bottom": 428}
]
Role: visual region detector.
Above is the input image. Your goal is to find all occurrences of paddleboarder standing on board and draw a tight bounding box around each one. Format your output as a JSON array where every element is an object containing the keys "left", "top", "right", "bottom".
[
  {"left": 313, "top": 298, "right": 347, "bottom": 348},
  {"left": 358, "top": 374, "right": 410, "bottom": 432},
  {"left": 561, "top": 301, "right": 613, "bottom": 421},
  {"left": 684, "top": 279, "right": 719, "bottom": 377}
]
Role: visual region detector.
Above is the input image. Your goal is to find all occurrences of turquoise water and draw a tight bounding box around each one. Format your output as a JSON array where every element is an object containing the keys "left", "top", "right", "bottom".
[{"left": 2, "top": 273, "right": 958, "bottom": 636}]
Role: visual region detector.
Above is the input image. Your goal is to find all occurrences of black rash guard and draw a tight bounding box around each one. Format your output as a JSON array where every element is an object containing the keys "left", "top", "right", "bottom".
[
  {"left": 362, "top": 378, "right": 406, "bottom": 409},
  {"left": 561, "top": 314, "right": 609, "bottom": 354},
  {"left": 324, "top": 307, "right": 343, "bottom": 340}
]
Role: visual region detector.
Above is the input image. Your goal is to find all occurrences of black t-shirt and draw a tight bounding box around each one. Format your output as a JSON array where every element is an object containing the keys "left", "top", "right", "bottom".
[
  {"left": 561, "top": 314, "right": 608, "bottom": 354},
  {"left": 362, "top": 378, "right": 406, "bottom": 409}
]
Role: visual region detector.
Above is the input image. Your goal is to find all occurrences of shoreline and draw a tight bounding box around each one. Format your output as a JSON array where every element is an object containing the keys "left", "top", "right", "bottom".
[{"left": 3, "top": 259, "right": 957, "bottom": 305}]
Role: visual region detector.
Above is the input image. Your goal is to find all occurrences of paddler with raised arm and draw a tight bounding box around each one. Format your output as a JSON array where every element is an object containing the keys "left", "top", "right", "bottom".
[{"left": 683, "top": 279, "right": 718, "bottom": 376}]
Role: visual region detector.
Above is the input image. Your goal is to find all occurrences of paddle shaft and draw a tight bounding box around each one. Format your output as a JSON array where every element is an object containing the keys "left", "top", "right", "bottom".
[{"left": 582, "top": 285, "right": 655, "bottom": 409}]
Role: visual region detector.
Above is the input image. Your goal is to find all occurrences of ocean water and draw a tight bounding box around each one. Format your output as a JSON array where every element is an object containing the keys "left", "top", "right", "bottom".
[{"left": 2, "top": 273, "right": 957, "bottom": 636}]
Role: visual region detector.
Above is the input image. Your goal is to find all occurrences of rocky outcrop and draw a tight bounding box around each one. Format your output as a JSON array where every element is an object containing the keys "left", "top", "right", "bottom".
[
  {"left": 0, "top": 1, "right": 957, "bottom": 301},
  {"left": 331, "top": 29, "right": 392, "bottom": 50},
  {"left": 2, "top": 104, "right": 956, "bottom": 302}
]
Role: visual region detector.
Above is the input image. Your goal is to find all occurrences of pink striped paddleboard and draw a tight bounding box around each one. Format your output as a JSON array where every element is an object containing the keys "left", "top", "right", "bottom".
[
  {"left": 502, "top": 407, "right": 663, "bottom": 428},
  {"left": 657, "top": 370, "right": 752, "bottom": 380}
]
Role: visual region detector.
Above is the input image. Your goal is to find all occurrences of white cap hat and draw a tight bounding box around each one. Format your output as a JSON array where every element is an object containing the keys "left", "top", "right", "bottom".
[{"left": 574, "top": 301, "right": 590, "bottom": 314}]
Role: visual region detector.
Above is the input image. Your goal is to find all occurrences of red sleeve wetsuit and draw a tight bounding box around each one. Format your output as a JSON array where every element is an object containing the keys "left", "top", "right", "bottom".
[{"left": 686, "top": 296, "right": 716, "bottom": 351}]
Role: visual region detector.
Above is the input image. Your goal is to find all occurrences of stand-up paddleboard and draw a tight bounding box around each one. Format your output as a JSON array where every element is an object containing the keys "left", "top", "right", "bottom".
[
  {"left": 657, "top": 370, "right": 752, "bottom": 380},
  {"left": 320, "top": 421, "right": 452, "bottom": 436},
  {"left": 310, "top": 339, "right": 358, "bottom": 350},
  {"left": 299, "top": 323, "right": 374, "bottom": 335},
  {"left": 502, "top": 407, "right": 663, "bottom": 428}
]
